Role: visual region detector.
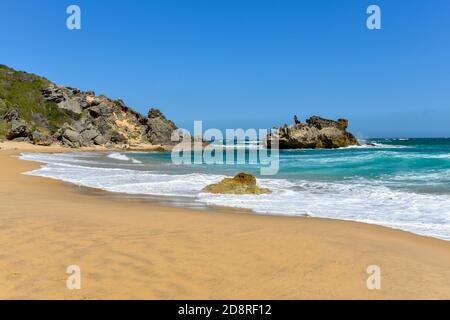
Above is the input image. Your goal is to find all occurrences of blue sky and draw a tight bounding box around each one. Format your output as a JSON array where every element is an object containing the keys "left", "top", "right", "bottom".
[{"left": 1, "top": 0, "right": 449, "bottom": 137}]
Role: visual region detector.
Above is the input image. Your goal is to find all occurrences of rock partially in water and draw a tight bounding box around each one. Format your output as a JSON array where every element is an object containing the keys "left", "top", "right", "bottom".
[
  {"left": 203, "top": 173, "right": 271, "bottom": 195},
  {"left": 267, "top": 115, "right": 359, "bottom": 149}
]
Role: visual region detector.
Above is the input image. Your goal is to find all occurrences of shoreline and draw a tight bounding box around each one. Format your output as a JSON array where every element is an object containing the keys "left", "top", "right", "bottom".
[
  {"left": 17, "top": 142, "right": 450, "bottom": 242},
  {"left": 1, "top": 141, "right": 450, "bottom": 299}
]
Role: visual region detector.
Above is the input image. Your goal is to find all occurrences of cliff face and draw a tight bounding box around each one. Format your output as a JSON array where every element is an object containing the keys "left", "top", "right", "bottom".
[
  {"left": 0, "top": 64, "right": 177, "bottom": 148},
  {"left": 267, "top": 115, "right": 359, "bottom": 149}
]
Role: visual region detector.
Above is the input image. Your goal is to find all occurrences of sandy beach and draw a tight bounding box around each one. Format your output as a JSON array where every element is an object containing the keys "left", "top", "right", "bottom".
[{"left": 0, "top": 141, "right": 450, "bottom": 299}]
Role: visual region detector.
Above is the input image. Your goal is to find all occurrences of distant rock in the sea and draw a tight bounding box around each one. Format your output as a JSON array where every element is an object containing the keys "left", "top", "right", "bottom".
[
  {"left": 266, "top": 115, "right": 359, "bottom": 149},
  {"left": 0, "top": 64, "right": 178, "bottom": 149},
  {"left": 203, "top": 173, "right": 271, "bottom": 195}
]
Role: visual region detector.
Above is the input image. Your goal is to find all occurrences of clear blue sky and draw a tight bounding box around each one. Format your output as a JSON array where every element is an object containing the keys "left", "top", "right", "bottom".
[{"left": 1, "top": 0, "right": 449, "bottom": 137}]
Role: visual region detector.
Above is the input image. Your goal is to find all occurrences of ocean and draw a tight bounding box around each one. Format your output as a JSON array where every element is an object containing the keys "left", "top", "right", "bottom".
[{"left": 20, "top": 138, "right": 450, "bottom": 240}]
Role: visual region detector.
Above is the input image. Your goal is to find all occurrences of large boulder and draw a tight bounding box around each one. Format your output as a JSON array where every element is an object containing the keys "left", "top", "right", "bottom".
[
  {"left": 59, "top": 98, "right": 83, "bottom": 114},
  {"left": 81, "top": 129, "right": 100, "bottom": 142},
  {"left": 93, "top": 135, "right": 106, "bottom": 145},
  {"left": 58, "top": 119, "right": 104, "bottom": 147},
  {"left": 94, "top": 117, "right": 114, "bottom": 139},
  {"left": 42, "top": 85, "right": 65, "bottom": 103},
  {"left": 31, "top": 128, "right": 53, "bottom": 146},
  {"left": 203, "top": 173, "right": 271, "bottom": 195},
  {"left": 88, "top": 104, "right": 114, "bottom": 118},
  {"left": 267, "top": 115, "right": 359, "bottom": 149},
  {"left": 42, "top": 85, "right": 83, "bottom": 114},
  {"left": 146, "top": 108, "right": 178, "bottom": 145},
  {"left": 6, "top": 119, "right": 30, "bottom": 140},
  {"left": 62, "top": 128, "right": 82, "bottom": 146},
  {"left": 110, "top": 131, "right": 127, "bottom": 144}
]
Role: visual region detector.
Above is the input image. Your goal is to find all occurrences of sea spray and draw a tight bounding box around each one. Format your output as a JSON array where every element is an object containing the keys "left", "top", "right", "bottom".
[{"left": 20, "top": 138, "right": 450, "bottom": 240}]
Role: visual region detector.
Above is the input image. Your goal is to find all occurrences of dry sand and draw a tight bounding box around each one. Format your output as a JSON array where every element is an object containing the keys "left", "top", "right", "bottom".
[{"left": 0, "top": 141, "right": 450, "bottom": 299}]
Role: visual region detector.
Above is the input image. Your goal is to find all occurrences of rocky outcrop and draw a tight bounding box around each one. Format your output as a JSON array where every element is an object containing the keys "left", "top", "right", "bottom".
[
  {"left": 266, "top": 115, "right": 359, "bottom": 149},
  {"left": 42, "top": 86, "right": 178, "bottom": 148},
  {"left": 31, "top": 128, "right": 53, "bottom": 146},
  {"left": 203, "top": 173, "right": 271, "bottom": 195},
  {"left": 3, "top": 107, "right": 20, "bottom": 122},
  {"left": 42, "top": 85, "right": 84, "bottom": 114},
  {"left": 6, "top": 119, "right": 30, "bottom": 140},
  {"left": 0, "top": 64, "right": 179, "bottom": 148},
  {"left": 147, "top": 108, "right": 178, "bottom": 145}
]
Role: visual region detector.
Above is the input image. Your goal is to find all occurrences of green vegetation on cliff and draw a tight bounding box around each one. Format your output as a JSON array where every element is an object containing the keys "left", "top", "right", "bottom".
[
  {"left": 0, "top": 64, "right": 178, "bottom": 147},
  {"left": 0, "top": 64, "right": 79, "bottom": 137}
]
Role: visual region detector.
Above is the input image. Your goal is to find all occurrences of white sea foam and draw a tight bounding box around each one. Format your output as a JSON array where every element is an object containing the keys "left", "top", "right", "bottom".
[
  {"left": 280, "top": 143, "right": 409, "bottom": 151},
  {"left": 387, "top": 170, "right": 450, "bottom": 182},
  {"left": 339, "top": 143, "right": 410, "bottom": 149},
  {"left": 209, "top": 140, "right": 264, "bottom": 150},
  {"left": 107, "top": 152, "right": 142, "bottom": 163},
  {"left": 107, "top": 152, "right": 131, "bottom": 161},
  {"left": 19, "top": 152, "right": 450, "bottom": 240},
  {"left": 198, "top": 179, "right": 450, "bottom": 240}
]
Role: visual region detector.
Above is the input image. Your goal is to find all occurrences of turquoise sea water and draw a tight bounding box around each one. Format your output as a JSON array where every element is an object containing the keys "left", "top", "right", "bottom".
[{"left": 21, "top": 138, "right": 450, "bottom": 240}]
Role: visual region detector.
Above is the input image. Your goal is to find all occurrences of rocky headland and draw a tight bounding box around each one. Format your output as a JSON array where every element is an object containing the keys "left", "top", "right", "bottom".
[
  {"left": 1, "top": 64, "right": 360, "bottom": 151},
  {"left": 266, "top": 115, "right": 359, "bottom": 149},
  {"left": 0, "top": 64, "right": 177, "bottom": 149}
]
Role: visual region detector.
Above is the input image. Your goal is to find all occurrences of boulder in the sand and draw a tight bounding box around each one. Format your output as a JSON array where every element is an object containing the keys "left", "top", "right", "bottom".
[
  {"left": 203, "top": 172, "right": 271, "bottom": 195},
  {"left": 110, "top": 131, "right": 128, "bottom": 144},
  {"left": 6, "top": 119, "right": 30, "bottom": 140},
  {"left": 31, "top": 128, "right": 53, "bottom": 146},
  {"left": 93, "top": 134, "right": 106, "bottom": 145},
  {"left": 62, "top": 128, "right": 82, "bottom": 147}
]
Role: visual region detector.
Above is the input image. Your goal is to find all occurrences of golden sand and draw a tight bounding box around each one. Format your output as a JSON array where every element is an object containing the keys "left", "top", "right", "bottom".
[{"left": 0, "top": 141, "right": 449, "bottom": 299}]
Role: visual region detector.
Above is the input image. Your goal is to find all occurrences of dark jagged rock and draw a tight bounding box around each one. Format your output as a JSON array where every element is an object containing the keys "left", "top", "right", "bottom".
[
  {"left": 203, "top": 172, "right": 271, "bottom": 195},
  {"left": 42, "top": 85, "right": 86, "bottom": 114},
  {"left": 147, "top": 108, "right": 178, "bottom": 145},
  {"left": 110, "top": 131, "right": 127, "bottom": 144},
  {"left": 267, "top": 115, "right": 359, "bottom": 149},
  {"left": 306, "top": 116, "right": 349, "bottom": 131}
]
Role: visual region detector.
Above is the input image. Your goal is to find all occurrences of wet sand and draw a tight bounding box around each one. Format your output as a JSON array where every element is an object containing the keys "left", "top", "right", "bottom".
[{"left": 1, "top": 141, "right": 450, "bottom": 299}]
